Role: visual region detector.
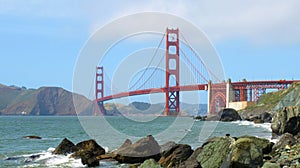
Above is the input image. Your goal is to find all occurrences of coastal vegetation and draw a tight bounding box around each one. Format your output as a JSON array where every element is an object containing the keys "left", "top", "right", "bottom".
[{"left": 241, "top": 82, "right": 300, "bottom": 115}]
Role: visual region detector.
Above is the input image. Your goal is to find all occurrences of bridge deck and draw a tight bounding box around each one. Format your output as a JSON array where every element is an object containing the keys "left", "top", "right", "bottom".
[
  {"left": 97, "top": 84, "right": 207, "bottom": 102},
  {"left": 97, "top": 80, "right": 300, "bottom": 102}
]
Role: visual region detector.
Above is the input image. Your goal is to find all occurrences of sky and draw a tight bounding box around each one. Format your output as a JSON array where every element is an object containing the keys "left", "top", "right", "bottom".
[{"left": 0, "top": 0, "right": 300, "bottom": 99}]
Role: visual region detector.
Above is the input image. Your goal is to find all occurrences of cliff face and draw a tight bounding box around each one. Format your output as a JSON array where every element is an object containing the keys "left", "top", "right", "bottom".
[
  {"left": 239, "top": 82, "right": 300, "bottom": 120},
  {"left": 0, "top": 84, "right": 93, "bottom": 115},
  {"left": 271, "top": 106, "right": 300, "bottom": 136}
]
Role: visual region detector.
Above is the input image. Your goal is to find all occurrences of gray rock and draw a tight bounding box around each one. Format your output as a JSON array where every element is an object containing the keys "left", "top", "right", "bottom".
[
  {"left": 179, "top": 147, "right": 202, "bottom": 168},
  {"left": 71, "top": 139, "right": 105, "bottom": 167},
  {"left": 22, "top": 135, "right": 42, "bottom": 139},
  {"left": 79, "top": 151, "right": 100, "bottom": 167},
  {"left": 72, "top": 139, "right": 105, "bottom": 158},
  {"left": 118, "top": 139, "right": 132, "bottom": 150},
  {"left": 271, "top": 106, "right": 300, "bottom": 136},
  {"left": 52, "top": 138, "right": 75, "bottom": 155},
  {"left": 159, "top": 144, "right": 193, "bottom": 168},
  {"left": 160, "top": 141, "right": 177, "bottom": 155},
  {"left": 114, "top": 135, "right": 161, "bottom": 164},
  {"left": 219, "top": 108, "right": 242, "bottom": 122}
]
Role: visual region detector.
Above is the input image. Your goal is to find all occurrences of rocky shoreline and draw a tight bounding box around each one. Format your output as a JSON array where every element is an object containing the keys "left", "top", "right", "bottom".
[
  {"left": 49, "top": 133, "right": 298, "bottom": 168},
  {"left": 47, "top": 105, "right": 300, "bottom": 168}
]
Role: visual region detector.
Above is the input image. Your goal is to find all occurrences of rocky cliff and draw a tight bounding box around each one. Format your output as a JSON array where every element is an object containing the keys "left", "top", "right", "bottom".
[
  {"left": 271, "top": 106, "right": 300, "bottom": 136},
  {"left": 0, "top": 84, "right": 93, "bottom": 115},
  {"left": 239, "top": 82, "right": 300, "bottom": 121}
]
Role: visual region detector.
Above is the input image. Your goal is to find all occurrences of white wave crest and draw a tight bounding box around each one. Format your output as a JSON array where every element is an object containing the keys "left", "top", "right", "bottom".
[{"left": 232, "top": 120, "right": 272, "bottom": 131}]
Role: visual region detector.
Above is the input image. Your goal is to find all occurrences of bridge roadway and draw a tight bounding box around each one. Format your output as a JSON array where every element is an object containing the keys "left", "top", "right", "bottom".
[
  {"left": 97, "top": 84, "right": 208, "bottom": 102},
  {"left": 231, "top": 80, "right": 298, "bottom": 88},
  {"left": 97, "top": 80, "right": 300, "bottom": 102}
]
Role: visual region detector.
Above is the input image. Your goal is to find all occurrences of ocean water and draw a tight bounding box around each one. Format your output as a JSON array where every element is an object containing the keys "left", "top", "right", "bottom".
[{"left": 0, "top": 116, "right": 272, "bottom": 167}]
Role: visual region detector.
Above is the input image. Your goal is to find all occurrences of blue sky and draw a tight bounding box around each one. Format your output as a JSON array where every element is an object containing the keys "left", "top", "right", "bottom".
[{"left": 0, "top": 0, "right": 299, "bottom": 96}]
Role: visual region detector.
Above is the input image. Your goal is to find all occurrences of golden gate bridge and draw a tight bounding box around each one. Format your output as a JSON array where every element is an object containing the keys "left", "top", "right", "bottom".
[{"left": 94, "top": 28, "right": 299, "bottom": 116}]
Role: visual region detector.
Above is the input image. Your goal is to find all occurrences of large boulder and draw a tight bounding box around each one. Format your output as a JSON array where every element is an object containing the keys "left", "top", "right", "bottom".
[
  {"left": 219, "top": 108, "right": 242, "bottom": 122},
  {"left": 52, "top": 138, "right": 75, "bottom": 155},
  {"left": 230, "top": 136, "right": 272, "bottom": 168},
  {"left": 158, "top": 143, "right": 193, "bottom": 168},
  {"left": 71, "top": 139, "right": 105, "bottom": 167},
  {"left": 118, "top": 139, "right": 132, "bottom": 151},
  {"left": 114, "top": 135, "right": 161, "bottom": 164},
  {"left": 196, "top": 136, "right": 272, "bottom": 168},
  {"left": 271, "top": 106, "right": 300, "bottom": 136},
  {"left": 78, "top": 151, "right": 100, "bottom": 167},
  {"left": 238, "top": 136, "right": 274, "bottom": 155},
  {"left": 179, "top": 147, "right": 203, "bottom": 168},
  {"left": 197, "top": 136, "right": 234, "bottom": 168},
  {"left": 160, "top": 141, "right": 177, "bottom": 155}
]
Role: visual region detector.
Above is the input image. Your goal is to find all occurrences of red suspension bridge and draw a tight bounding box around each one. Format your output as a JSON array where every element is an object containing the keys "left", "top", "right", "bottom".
[{"left": 94, "top": 28, "right": 299, "bottom": 116}]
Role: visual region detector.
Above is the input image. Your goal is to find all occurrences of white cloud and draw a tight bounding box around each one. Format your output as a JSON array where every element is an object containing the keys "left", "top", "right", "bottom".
[
  {"left": 190, "top": 1, "right": 300, "bottom": 44},
  {"left": 85, "top": 0, "right": 300, "bottom": 45},
  {"left": 1, "top": 0, "right": 299, "bottom": 44}
]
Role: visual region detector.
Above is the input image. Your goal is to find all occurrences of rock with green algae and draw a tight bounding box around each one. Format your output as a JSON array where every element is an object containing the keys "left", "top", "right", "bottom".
[
  {"left": 196, "top": 136, "right": 273, "bottom": 168},
  {"left": 231, "top": 137, "right": 265, "bottom": 168},
  {"left": 262, "top": 162, "right": 280, "bottom": 168},
  {"left": 196, "top": 136, "right": 234, "bottom": 168},
  {"left": 138, "top": 159, "right": 162, "bottom": 168},
  {"left": 238, "top": 135, "right": 274, "bottom": 154}
]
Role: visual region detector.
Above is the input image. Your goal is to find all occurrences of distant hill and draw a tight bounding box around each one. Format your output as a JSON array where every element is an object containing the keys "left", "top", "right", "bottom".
[
  {"left": 0, "top": 84, "right": 93, "bottom": 115},
  {"left": 0, "top": 84, "right": 207, "bottom": 116}
]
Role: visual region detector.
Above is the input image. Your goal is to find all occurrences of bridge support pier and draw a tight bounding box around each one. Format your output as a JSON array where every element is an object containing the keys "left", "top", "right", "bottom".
[
  {"left": 95, "top": 66, "right": 106, "bottom": 115},
  {"left": 164, "top": 28, "right": 180, "bottom": 116}
]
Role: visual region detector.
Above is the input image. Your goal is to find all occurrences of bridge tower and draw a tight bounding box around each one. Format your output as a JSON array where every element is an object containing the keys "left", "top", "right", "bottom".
[
  {"left": 95, "top": 66, "right": 105, "bottom": 115},
  {"left": 165, "top": 28, "right": 180, "bottom": 116}
]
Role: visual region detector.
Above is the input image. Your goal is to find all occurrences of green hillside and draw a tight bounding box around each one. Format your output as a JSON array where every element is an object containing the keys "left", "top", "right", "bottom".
[{"left": 240, "top": 82, "right": 300, "bottom": 118}]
